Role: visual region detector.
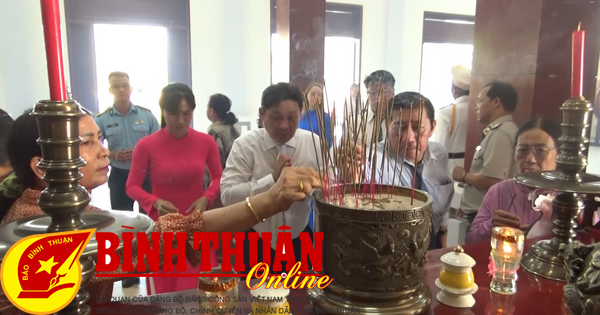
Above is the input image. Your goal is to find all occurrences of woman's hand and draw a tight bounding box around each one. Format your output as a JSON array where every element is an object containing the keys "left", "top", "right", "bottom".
[
  {"left": 186, "top": 196, "right": 209, "bottom": 214},
  {"left": 154, "top": 199, "right": 179, "bottom": 216},
  {"left": 266, "top": 167, "right": 322, "bottom": 214},
  {"left": 492, "top": 210, "right": 521, "bottom": 229}
]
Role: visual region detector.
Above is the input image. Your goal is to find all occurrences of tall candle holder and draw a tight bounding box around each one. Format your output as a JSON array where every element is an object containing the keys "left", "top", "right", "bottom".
[
  {"left": 516, "top": 96, "right": 600, "bottom": 281},
  {"left": 0, "top": 100, "right": 154, "bottom": 315},
  {"left": 0, "top": 1, "right": 154, "bottom": 314}
]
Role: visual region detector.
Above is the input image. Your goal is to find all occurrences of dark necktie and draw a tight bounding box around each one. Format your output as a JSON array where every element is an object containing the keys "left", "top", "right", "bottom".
[
  {"left": 378, "top": 126, "right": 383, "bottom": 142},
  {"left": 416, "top": 164, "right": 424, "bottom": 190}
]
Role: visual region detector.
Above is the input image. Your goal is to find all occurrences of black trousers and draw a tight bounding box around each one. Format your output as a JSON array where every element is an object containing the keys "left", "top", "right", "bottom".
[
  {"left": 429, "top": 224, "right": 442, "bottom": 250},
  {"left": 464, "top": 212, "right": 477, "bottom": 228},
  {"left": 108, "top": 167, "right": 151, "bottom": 213},
  {"left": 242, "top": 225, "right": 314, "bottom": 275}
]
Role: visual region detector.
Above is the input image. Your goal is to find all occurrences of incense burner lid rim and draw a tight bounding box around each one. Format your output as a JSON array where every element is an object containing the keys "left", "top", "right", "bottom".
[{"left": 312, "top": 184, "right": 435, "bottom": 210}]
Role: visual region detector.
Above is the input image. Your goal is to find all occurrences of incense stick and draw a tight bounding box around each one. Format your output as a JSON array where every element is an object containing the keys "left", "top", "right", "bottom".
[{"left": 411, "top": 100, "right": 424, "bottom": 205}]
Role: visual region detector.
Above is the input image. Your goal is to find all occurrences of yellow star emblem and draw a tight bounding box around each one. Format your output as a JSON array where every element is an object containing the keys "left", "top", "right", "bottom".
[{"left": 36, "top": 256, "right": 59, "bottom": 275}]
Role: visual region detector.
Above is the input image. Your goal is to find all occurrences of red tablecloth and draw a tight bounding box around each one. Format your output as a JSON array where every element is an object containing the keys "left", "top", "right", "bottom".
[{"left": 101, "top": 230, "right": 600, "bottom": 314}]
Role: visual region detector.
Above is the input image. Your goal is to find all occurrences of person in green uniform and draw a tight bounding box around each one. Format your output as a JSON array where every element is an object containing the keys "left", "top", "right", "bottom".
[{"left": 453, "top": 81, "right": 520, "bottom": 226}]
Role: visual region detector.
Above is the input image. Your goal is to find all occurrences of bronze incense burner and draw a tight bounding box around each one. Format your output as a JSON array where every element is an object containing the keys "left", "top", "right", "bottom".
[{"left": 308, "top": 184, "right": 433, "bottom": 315}]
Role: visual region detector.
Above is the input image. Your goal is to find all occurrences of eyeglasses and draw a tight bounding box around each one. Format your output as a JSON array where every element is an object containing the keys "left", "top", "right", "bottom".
[
  {"left": 367, "top": 88, "right": 393, "bottom": 97},
  {"left": 515, "top": 144, "right": 555, "bottom": 160}
]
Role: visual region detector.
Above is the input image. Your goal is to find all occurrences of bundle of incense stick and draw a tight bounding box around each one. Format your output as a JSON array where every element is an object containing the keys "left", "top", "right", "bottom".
[{"left": 306, "top": 80, "right": 425, "bottom": 208}]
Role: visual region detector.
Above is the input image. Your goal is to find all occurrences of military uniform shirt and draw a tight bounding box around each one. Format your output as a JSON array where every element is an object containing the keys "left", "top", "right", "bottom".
[
  {"left": 432, "top": 95, "right": 469, "bottom": 169},
  {"left": 459, "top": 115, "right": 519, "bottom": 214},
  {"left": 95, "top": 104, "right": 160, "bottom": 170}
]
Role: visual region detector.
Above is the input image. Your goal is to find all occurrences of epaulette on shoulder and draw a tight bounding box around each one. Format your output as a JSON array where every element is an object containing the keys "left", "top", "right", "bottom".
[
  {"left": 136, "top": 105, "right": 153, "bottom": 112},
  {"left": 440, "top": 103, "right": 454, "bottom": 110},
  {"left": 96, "top": 107, "right": 110, "bottom": 118},
  {"left": 489, "top": 122, "right": 502, "bottom": 130}
]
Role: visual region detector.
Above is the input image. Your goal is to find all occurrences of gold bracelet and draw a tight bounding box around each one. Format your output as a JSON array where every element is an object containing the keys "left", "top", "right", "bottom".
[{"left": 246, "top": 197, "right": 265, "bottom": 223}]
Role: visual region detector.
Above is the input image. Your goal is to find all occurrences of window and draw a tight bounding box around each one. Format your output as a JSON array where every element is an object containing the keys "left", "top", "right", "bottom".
[
  {"left": 324, "top": 4, "right": 362, "bottom": 143},
  {"left": 65, "top": 0, "right": 191, "bottom": 115},
  {"left": 420, "top": 13, "right": 475, "bottom": 111},
  {"left": 93, "top": 24, "right": 168, "bottom": 120},
  {"left": 270, "top": 2, "right": 363, "bottom": 144}
]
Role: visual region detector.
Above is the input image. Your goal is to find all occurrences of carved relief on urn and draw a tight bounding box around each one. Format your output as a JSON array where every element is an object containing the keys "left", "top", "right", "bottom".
[
  {"left": 560, "top": 241, "right": 600, "bottom": 315},
  {"left": 308, "top": 184, "right": 433, "bottom": 315}
]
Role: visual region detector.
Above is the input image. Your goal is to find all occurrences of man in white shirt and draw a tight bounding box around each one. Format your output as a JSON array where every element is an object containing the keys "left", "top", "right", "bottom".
[
  {"left": 432, "top": 65, "right": 471, "bottom": 170},
  {"left": 343, "top": 70, "right": 395, "bottom": 159},
  {"left": 364, "top": 92, "right": 454, "bottom": 249},
  {"left": 220, "top": 82, "right": 323, "bottom": 273}
]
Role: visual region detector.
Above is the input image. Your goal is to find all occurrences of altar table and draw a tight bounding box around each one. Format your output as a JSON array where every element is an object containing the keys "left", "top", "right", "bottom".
[{"left": 103, "top": 230, "right": 600, "bottom": 314}]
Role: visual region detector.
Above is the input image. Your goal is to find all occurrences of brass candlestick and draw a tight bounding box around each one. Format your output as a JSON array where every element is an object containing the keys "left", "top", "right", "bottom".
[
  {"left": 0, "top": 100, "right": 154, "bottom": 315},
  {"left": 517, "top": 96, "right": 600, "bottom": 281}
]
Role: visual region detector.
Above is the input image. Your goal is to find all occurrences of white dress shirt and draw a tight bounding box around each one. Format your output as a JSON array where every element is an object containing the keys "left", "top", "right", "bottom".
[
  {"left": 345, "top": 109, "right": 385, "bottom": 144},
  {"left": 431, "top": 95, "right": 469, "bottom": 169},
  {"left": 220, "top": 128, "right": 323, "bottom": 250},
  {"left": 365, "top": 142, "right": 455, "bottom": 234}
]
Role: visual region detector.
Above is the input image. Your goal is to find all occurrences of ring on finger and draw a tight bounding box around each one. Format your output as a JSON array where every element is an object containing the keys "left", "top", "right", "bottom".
[{"left": 298, "top": 181, "right": 304, "bottom": 192}]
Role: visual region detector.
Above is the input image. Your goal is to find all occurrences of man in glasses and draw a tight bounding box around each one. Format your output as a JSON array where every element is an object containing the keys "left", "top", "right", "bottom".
[
  {"left": 452, "top": 81, "right": 519, "bottom": 226},
  {"left": 343, "top": 70, "right": 395, "bottom": 159}
]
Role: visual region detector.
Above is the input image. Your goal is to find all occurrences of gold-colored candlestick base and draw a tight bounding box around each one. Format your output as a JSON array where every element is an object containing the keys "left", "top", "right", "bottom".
[
  {"left": 516, "top": 96, "right": 600, "bottom": 282},
  {"left": 520, "top": 193, "right": 583, "bottom": 281}
]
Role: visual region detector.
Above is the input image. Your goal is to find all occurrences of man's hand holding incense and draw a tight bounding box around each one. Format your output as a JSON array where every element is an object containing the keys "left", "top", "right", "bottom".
[
  {"left": 267, "top": 167, "right": 322, "bottom": 212},
  {"left": 336, "top": 143, "right": 363, "bottom": 184},
  {"left": 273, "top": 154, "right": 291, "bottom": 182}
]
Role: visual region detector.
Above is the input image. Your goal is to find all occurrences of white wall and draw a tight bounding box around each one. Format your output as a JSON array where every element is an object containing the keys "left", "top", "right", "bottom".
[
  {"left": 0, "top": 0, "right": 474, "bottom": 127},
  {"left": 386, "top": 0, "right": 476, "bottom": 92},
  {"left": 0, "top": 0, "right": 70, "bottom": 117},
  {"left": 328, "top": 0, "right": 389, "bottom": 91},
  {"left": 326, "top": 0, "right": 475, "bottom": 93},
  {"left": 189, "top": 0, "right": 270, "bottom": 132}
]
